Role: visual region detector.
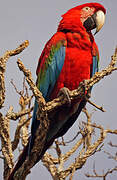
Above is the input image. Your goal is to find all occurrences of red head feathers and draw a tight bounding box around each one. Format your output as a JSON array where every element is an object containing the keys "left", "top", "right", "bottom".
[{"left": 58, "top": 2, "right": 106, "bottom": 34}]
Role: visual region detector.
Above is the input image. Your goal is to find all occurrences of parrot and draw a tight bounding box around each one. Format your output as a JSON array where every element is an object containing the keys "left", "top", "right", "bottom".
[{"left": 8, "top": 2, "right": 106, "bottom": 179}]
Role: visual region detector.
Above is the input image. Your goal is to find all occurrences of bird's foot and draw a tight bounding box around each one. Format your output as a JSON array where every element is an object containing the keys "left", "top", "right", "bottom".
[
  {"left": 57, "top": 87, "right": 71, "bottom": 106},
  {"left": 79, "top": 80, "right": 91, "bottom": 98},
  {"left": 79, "top": 80, "right": 88, "bottom": 92}
]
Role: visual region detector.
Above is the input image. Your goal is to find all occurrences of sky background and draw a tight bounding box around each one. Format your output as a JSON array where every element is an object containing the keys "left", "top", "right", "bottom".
[{"left": 0, "top": 0, "right": 117, "bottom": 179}]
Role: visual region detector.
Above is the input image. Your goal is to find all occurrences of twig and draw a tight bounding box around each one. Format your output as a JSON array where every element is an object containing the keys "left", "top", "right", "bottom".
[
  {"left": 49, "top": 137, "right": 85, "bottom": 165},
  {"left": 17, "top": 59, "right": 46, "bottom": 106},
  {"left": 12, "top": 116, "right": 32, "bottom": 151},
  {"left": 108, "top": 141, "right": 117, "bottom": 147},
  {"left": 0, "top": 40, "right": 29, "bottom": 109},
  {"left": 69, "top": 160, "right": 76, "bottom": 180},
  {"left": 42, "top": 153, "right": 58, "bottom": 180},
  {"left": 86, "top": 164, "right": 117, "bottom": 179},
  {"left": 86, "top": 97, "right": 106, "bottom": 112},
  {"left": 11, "top": 77, "right": 33, "bottom": 147},
  {"left": 82, "top": 108, "right": 93, "bottom": 148},
  {"left": 6, "top": 106, "right": 33, "bottom": 120},
  {"left": 58, "top": 123, "right": 107, "bottom": 179},
  {"left": 65, "top": 131, "right": 80, "bottom": 144},
  {"left": 104, "top": 151, "right": 117, "bottom": 161},
  {"left": 11, "top": 79, "right": 23, "bottom": 96},
  {"left": 55, "top": 140, "right": 62, "bottom": 158}
]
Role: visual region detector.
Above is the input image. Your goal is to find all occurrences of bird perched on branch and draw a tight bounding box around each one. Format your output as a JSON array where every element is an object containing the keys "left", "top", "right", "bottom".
[{"left": 8, "top": 2, "right": 106, "bottom": 179}]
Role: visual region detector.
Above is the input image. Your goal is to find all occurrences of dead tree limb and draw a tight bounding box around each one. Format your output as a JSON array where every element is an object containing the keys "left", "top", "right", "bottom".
[
  {"left": 0, "top": 40, "right": 29, "bottom": 109},
  {"left": 0, "top": 40, "right": 29, "bottom": 180}
]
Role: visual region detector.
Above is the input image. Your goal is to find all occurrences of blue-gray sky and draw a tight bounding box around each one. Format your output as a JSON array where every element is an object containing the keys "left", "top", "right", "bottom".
[{"left": 0, "top": 0, "right": 117, "bottom": 179}]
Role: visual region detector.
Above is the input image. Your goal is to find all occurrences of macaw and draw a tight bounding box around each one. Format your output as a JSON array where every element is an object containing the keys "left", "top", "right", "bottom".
[{"left": 8, "top": 2, "right": 106, "bottom": 179}]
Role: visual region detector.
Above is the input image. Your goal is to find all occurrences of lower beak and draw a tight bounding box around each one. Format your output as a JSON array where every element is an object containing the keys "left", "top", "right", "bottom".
[{"left": 83, "top": 10, "right": 105, "bottom": 35}]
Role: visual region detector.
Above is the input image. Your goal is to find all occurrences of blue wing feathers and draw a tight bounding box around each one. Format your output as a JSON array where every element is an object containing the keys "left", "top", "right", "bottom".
[
  {"left": 38, "top": 45, "right": 66, "bottom": 101},
  {"left": 46, "top": 46, "right": 66, "bottom": 100},
  {"left": 28, "top": 37, "right": 66, "bottom": 153},
  {"left": 92, "top": 56, "right": 99, "bottom": 77}
]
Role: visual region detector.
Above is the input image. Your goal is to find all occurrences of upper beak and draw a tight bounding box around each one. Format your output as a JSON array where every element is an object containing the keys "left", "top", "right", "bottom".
[
  {"left": 83, "top": 10, "right": 105, "bottom": 35},
  {"left": 94, "top": 10, "right": 105, "bottom": 34}
]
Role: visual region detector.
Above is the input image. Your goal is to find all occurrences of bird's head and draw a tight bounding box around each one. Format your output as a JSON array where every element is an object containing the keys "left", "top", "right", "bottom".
[{"left": 58, "top": 3, "right": 106, "bottom": 35}]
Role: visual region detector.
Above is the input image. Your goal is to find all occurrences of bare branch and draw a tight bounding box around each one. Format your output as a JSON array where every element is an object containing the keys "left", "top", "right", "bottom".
[
  {"left": 0, "top": 40, "right": 29, "bottom": 108},
  {"left": 17, "top": 58, "right": 46, "bottom": 106},
  {"left": 12, "top": 116, "right": 32, "bottom": 151},
  {"left": 58, "top": 124, "right": 107, "bottom": 179},
  {"left": 86, "top": 97, "right": 106, "bottom": 112},
  {"left": 65, "top": 131, "right": 80, "bottom": 144},
  {"left": 108, "top": 141, "right": 117, "bottom": 148},
  {"left": 104, "top": 151, "right": 117, "bottom": 161},
  {"left": 86, "top": 164, "right": 117, "bottom": 179},
  {"left": 69, "top": 161, "right": 76, "bottom": 180},
  {"left": 0, "top": 111, "right": 14, "bottom": 179},
  {"left": 0, "top": 41, "right": 30, "bottom": 179},
  {"left": 11, "top": 79, "right": 22, "bottom": 96},
  {"left": 42, "top": 153, "right": 58, "bottom": 180},
  {"left": 6, "top": 106, "right": 33, "bottom": 120}
]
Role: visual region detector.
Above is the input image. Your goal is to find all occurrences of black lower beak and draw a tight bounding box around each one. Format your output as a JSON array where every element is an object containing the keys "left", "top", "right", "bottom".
[{"left": 83, "top": 13, "right": 97, "bottom": 32}]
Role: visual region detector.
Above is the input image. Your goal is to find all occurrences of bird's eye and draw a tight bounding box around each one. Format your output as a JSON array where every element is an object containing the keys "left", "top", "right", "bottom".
[{"left": 83, "top": 7, "right": 90, "bottom": 11}]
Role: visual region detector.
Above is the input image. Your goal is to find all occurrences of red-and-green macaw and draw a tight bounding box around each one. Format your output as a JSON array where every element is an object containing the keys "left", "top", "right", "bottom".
[{"left": 8, "top": 3, "right": 106, "bottom": 179}]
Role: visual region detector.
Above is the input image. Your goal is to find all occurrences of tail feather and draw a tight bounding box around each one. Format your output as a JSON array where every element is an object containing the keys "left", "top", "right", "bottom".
[
  {"left": 55, "top": 99, "right": 86, "bottom": 138},
  {"left": 8, "top": 139, "right": 53, "bottom": 180},
  {"left": 8, "top": 100, "right": 86, "bottom": 180}
]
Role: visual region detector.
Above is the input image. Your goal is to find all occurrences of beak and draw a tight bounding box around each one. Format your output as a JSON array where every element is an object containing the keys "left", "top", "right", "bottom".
[
  {"left": 94, "top": 10, "right": 105, "bottom": 35},
  {"left": 83, "top": 10, "right": 105, "bottom": 35}
]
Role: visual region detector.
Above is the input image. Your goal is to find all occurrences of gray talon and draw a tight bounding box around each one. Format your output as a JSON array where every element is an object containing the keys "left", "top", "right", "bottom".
[{"left": 58, "top": 87, "right": 71, "bottom": 105}]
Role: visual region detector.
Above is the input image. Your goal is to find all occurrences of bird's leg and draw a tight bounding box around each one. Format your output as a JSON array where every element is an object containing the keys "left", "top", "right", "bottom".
[{"left": 57, "top": 87, "right": 71, "bottom": 106}]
